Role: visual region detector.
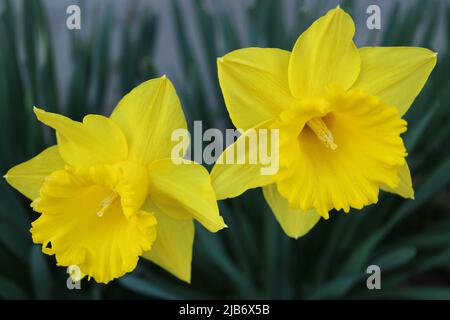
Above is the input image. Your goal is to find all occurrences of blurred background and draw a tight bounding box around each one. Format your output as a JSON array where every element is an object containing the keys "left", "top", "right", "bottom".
[{"left": 0, "top": 0, "right": 449, "bottom": 299}]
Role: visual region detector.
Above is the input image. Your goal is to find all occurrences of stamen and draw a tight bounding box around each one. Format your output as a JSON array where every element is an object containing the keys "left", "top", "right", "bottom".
[
  {"left": 97, "top": 193, "right": 118, "bottom": 217},
  {"left": 306, "top": 118, "right": 338, "bottom": 150}
]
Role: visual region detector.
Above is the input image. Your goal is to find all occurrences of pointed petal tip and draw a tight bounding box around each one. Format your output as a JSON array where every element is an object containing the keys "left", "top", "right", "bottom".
[
  {"left": 33, "top": 106, "right": 45, "bottom": 119},
  {"left": 153, "top": 74, "right": 169, "bottom": 85},
  {"left": 148, "top": 74, "right": 171, "bottom": 91},
  {"left": 174, "top": 271, "right": 191, "bottom": 284},
  {"left": 3, "top": 174, "right": 8, "bottom": 179},
  {"left": 288, "top": 231, "right": 308, "bottom": 240},
  {"left": 334, "top": 4, "right": 345, "bottom": 12},
  {"left": 210, "top": 221, "right": 228, "bottom": 233},
  {"left": 158, "top": 74, "right": 169, "bottom": 83},
  {"left": 217, "top": 57, "right": 224, "bottom": 64}
]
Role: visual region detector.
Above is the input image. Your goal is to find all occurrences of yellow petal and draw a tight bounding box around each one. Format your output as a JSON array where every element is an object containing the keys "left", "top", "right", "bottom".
[
  {"left": 141, "top": 201, "right": 194, "bottom": 283},
  {"left": 34, "top": 108, "right": 128, "bottom": 167},
  {"left": 263, "top": 184, "right": 321, "bottom": 239},
  {"left": 289, "top": 7, "right": 360, "bottom": 98},
  {"left": 148, "top": 159, "right": 225, "bottom": 233},
  {"left": 4, "top": 146, "right": 65, "bottom": 200},
  {"left": 211, "top": 120, "right": 276, "bottom": 200},
  {"left": 114, "top": 162, "right": 149, "bottom": 218},
  {"left": 110, "top": 76, "right": 187, "bottom": 164},
  {"left": 218, "top": 48, "right": 294, "bottom": 130},
  {"left": 352, "top": 47, "right": 437, "bottom": 116},
  {"left": 381, "top": 162, "right": 414, "bottom": 199},
  {"left": 31, "top": 167, "right": 157, "bottom": 284}
]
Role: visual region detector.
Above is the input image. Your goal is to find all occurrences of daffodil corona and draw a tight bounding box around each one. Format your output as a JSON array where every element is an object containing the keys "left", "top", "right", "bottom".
[
  {"left": 5, "top": 76, "right": 226, "bottom": 283},
  {"left": 211, "top": 7, "right": 437, "bottom": 238}
]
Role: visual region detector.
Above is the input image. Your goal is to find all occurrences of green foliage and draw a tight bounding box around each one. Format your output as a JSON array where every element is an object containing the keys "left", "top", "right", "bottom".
[{"left": 0, "top": 0, "right": 449, "bottom": 299}]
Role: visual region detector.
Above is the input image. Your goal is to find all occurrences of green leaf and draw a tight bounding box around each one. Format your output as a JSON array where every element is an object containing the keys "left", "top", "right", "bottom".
[
  {"left": 416, "top": 248, "right": 450, "bottom": 272},
  {"left": 30, "top": 245, "right": 53, "bottom": 299},
  {"left": 383, "top": 287, "right": 450, "bottom": 300},
  {"left": 119, "top": 275, "right": 182, "bottom": 299},
  {"left": 373, "top": 247, "right": 417, "bottom": 270},
  {"left": 91, "top": 6, "right": 113, "bottom": 114},
  {"left": 308, "top": 273, "right": 364, "bottom": 299},
  {"left": 0, "top": 275, "right": 29, "bottom": 299}
]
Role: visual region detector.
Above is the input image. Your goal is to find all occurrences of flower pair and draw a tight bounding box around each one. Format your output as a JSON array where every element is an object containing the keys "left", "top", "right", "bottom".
[{"left": 5, "top": 7, "right": 436, "bottom": 284}]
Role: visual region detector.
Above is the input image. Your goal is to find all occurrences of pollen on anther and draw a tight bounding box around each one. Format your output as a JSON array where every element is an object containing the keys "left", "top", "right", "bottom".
[
  {"left": 306, "top": 117, "right": 338, "bottom": 151},
  {"left": 97, "top": 193, "right": 118, "bottom": 218}
]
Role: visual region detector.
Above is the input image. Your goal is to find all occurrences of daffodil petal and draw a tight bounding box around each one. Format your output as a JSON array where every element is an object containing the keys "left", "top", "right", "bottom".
[
  {"left": 141, "top": 202, "right": 194, "bottom": 283},
  {"left": 263, "top": 184, "right": 321, "bottom": 239},
  {"left": 148, "top": 159, "right": 225, "bottom": 233},
  {"left": 211, "top": 120, "right": 276, "bottom": 200},
  {"left": 34, "top": 108, "right": 128, "bottom": 167},
  {"left": 381, "top": 162, "right": 414, "bottom": 199},
  {"left": 289, "top": 7, "right": 360, "bottom": 98},
  {"left": 218, "top": 48, "right": 293, "bottom": 130},
  {"left": 352, "top": 47, "right": 437, "bottom": 116},
  {"left": 4, "top": 146, "right": 65, "bottom": 200},
  {"left": 110, "top": 76, "right": 187, "bottom": 164}
]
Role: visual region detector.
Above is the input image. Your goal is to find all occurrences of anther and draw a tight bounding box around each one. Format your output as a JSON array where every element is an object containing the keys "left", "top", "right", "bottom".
[
  {"left": 97, "top": 193, "right": 118, "bottom": 217},
  {"left": 306, "top": 118, "right": 338, "bottom": 150}
]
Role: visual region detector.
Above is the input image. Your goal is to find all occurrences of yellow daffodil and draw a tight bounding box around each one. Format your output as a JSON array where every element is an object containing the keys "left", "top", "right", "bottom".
[
  {"left": 4, "top": 76, "right": 226, "bottom": 283},
  {"left": 211, "top": 7, "right": 436, "bottom": 238}
]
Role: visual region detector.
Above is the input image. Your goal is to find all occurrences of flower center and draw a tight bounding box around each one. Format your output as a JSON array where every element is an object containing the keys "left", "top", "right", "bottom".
[
  {"left": 306, "top": 117, "right": 338, "bottom": 150},
  {"left": 97, "top": 193, "right": 119, "bottom": 217}
]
